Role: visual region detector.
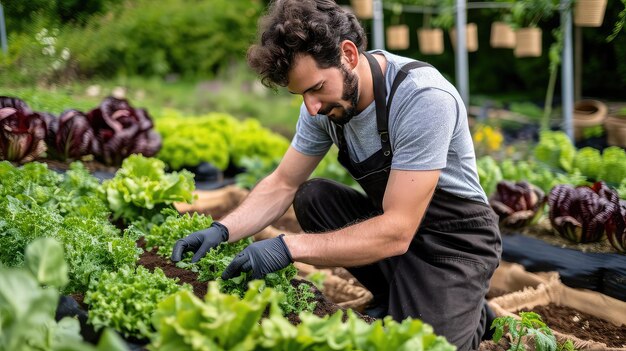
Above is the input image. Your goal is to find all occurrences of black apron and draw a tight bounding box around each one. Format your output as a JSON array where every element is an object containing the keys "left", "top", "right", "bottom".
[{"left": 331, "top": 52, "right": 502, "bottom": 350}]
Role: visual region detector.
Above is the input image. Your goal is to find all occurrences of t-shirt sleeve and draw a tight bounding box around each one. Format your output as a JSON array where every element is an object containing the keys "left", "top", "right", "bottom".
[
  {"left": 290, "top": 103, "right": 333, "bottom": 156},
  {"left": 390, "top": 87, "right": 459, "bottom": 170}
]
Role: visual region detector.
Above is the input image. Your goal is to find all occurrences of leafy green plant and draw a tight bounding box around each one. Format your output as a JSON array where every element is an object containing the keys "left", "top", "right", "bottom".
[
  {"left": 155, "top": 110, "right": 289, "bottom": 171},
  {"left": 202, "top": 246, "right": 313, "bottom": 315},
  {"left": 235, "top": 155, "right": 281, "bottom": 189},
  {"left": 194, "top": 238, "right": 252, "bottom": 282},
  {"left": 477, "top": 155, "right": 503, "bottom": 197},
  {"left": 491, "top": 311, "right": 557, "bottom": 351},
  {"left": 0, "top": 237, "right": 129, "bottom": 351},
  {"left": 598, "top": 146, "right": 626, "bottom": 186},
  {"left": 548, "top": 182, "right": 620, "bottom": 243},
  {"left": 145, "top": 209, "right": 315, "bottom": 315},
  {"left": 573, "top": 147, "right": 602, "bottom": 181},
  {"left": 607, "top": 0, "right": 626, "bottom": 42},
  {"left": 534, "top": 131, "right": 576, "bottom": 173},
  {"left": 229, "top": 119, "right": 290, "bottom": 167},
  {"left": 100, "top": 154, "right": 195, "bottom": 222},
  {"left": 85, "top": 265, "right": 192, "bottom": 339},
  {"left": 509, "top": 0, "right": 556, "bottom": 29},
  {"left": 306, "top": 270, "right": 327, "bottom": 291},
  {"left": 143, "top": 208, "right": 214, "bottom": 257},
  {"left": 155, "top": 111, "right": 234, "bottom": 170},
  {"left": 57, "top": 0, "right": 262, "bottom": 79},
  {"left": 150, "top": 281, "right": 456, "bottom": 351},
  {"left": 0, "top": 161, "right": 140, "bottom": 293}
]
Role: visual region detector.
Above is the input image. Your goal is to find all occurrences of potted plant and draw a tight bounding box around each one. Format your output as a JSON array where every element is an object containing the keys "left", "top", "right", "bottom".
[
  {"left": 350, "top": 0, "right": 373, "bottom": 19},
  {"left": 490, "top": 0, "right": 517, "bottom": 48},
  {"left": 573, "top": 99, "right": 607, "bottom": 142},
  {"left": 433, "top": 0, "right": 479, "bottom": 52},
  {"left": 605, "top": 107, "right": 626, "bottom": 148},
  {"left": 574, "top": 0, "right": 608, "bottom": 27},
  {"left": 386, "top": 3, "right": 410, "bottom": 50},
  {"left": 491, "top": 21, "right": 516, "bottom": 49},
  {"left": 509, "top": 0, "right": 556, "bottom": 57},
  {"left": 417, "top": 0, "right": 444, "bottom": 55}
]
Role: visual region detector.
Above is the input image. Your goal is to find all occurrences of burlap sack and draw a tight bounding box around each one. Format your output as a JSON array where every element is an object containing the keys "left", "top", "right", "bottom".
[
  {"left": 175, "top": 185, "right": 249, "bottom": 217},
  {"left": 489, "top": 271, "right": 626, "bottom": 350},
  {"left": 295, "top": 262, "right": 373, "bottom": 312},
  {"left": 488, "top": 261, "right": 559, "bottom": 299}
]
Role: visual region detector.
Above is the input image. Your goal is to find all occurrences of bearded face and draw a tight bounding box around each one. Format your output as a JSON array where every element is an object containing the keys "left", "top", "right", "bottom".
[{"left": 319, "top": 65, "right": 360, "bottom": 126}]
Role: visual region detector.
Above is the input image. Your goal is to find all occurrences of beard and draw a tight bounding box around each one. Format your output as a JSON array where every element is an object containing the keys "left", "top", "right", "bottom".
[{"left": 322, "top": 65, "right": 359, "bottom": 126}]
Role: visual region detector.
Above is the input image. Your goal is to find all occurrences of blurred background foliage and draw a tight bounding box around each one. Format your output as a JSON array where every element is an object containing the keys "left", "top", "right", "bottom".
[{"left": 0, "top": 0, "right": 624, "bottom": 136}]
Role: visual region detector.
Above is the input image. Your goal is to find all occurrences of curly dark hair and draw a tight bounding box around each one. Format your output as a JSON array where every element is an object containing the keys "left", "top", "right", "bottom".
[{"left": 247, "top": 0, "right": 367, "bottom": 89}]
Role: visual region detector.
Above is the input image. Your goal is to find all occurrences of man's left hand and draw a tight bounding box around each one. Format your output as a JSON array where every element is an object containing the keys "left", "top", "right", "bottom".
[{"left": 221, "top": 234, "right": 293, "bottom": 280}]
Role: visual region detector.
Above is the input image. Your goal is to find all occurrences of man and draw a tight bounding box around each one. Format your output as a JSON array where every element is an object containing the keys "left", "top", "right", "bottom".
[{"left": 171, "top": 0, "right": 501, "bottom": 349}]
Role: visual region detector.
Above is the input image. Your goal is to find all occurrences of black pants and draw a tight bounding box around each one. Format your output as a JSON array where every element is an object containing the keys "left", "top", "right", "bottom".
[{"left": 293, "top": 179, "right": 502, "bottom": 351}]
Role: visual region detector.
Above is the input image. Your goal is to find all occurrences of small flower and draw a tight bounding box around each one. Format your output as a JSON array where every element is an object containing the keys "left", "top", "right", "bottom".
[{"left": 61, "top": 48, "right": 71, "bottom": 61}]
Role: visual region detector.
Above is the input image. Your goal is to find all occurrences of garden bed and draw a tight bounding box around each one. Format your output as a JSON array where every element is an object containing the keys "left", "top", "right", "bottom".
[
  {"left": 137, "top": 238, "right": 375, "bottom": 326},
  {"left": 489, "top": 272, "right": 626, "bottom": 350},
  {"left": 520, "top": 303, "right": 626, "bottom": 348}
]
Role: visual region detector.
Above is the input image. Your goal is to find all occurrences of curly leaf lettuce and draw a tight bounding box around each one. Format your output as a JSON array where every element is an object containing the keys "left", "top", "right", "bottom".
[
  {"left": 85, "top": 265, "right": 192, "bottom": 339},
  {"left": 101, "top": 155, "right": 195, "bottom": 221}
]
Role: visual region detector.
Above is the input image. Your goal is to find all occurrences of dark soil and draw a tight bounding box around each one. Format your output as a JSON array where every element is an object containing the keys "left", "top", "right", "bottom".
[
  {"left": 285, "top": 280, "right": 375, "bottom": 325},
  {"left": 479, "top": 338, "right": 513, "bottom": 351},
  {"left": 520, "top": 303, "right": 626, "bottom": 348},
  {"left": 136, "top": 238, "right": 208, "bottom": 298}
]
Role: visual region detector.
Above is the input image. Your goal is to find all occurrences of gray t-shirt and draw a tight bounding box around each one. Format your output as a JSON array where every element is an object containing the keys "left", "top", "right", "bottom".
[{"left": 291, "top": 50, "right": 487, "bottom": 204}]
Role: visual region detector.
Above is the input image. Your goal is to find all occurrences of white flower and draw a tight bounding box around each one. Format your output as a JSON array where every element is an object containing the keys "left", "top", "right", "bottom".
[
  {"left": 36, "top": 28, "right": 48, "bottom": 42},
  {"left": 42, "top": 46, "right": 55, "bottom": 56},
  {"left": 61, "top": 48, "right": 71, "bottom": 60},
  {"left": 42, "top": 36, "right": 56, "bottom": 46},
  {"left": 112, "top": 86, "right": 126, "bottom": 99}
]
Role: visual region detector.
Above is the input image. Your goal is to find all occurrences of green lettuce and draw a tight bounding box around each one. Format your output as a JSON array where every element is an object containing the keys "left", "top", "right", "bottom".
[
  {"left": 100, "top": 154, "right": 195, "bottom": 222},
  {"left": 0, "top": 238, "right": 129, "bottom": 351}
]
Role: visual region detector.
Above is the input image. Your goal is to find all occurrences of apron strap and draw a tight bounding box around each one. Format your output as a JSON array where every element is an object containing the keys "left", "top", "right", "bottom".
[
  {"left": 337, "top": 55, "right": 432, "bottom": 158},
  {"left": 386, "top": 61, "right": 432, "bottom": 118},
  {"left": 363, "top": 52, "right": 390, "bottom": 156}
]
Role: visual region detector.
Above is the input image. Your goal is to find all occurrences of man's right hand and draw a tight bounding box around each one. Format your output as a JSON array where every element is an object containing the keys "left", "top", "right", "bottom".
[{"left": 171, "top": 222, "right": 229, "bottom": 263}]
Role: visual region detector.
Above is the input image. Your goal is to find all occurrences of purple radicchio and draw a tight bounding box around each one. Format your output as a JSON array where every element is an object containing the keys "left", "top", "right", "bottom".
[
  {"left": 87, "top": 96, "right": 161, "bottom": 166},
  {"left": 0, "top": 96, "right": 47, "bottom": 163},
  {"left": 489, "top": 180, "right": 546, "bottom": 227},
  {"left": 548, "top": 182, "right": 621, "bottom": 243},
  {"left": 45, "top": 109, "right": 99, "bottom": 161},
  {"left": 605, "top": 198, "right": 626, "bottom": 252}
]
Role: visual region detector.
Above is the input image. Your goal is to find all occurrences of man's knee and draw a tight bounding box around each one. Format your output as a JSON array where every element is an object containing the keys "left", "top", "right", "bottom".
[{"left": 293, "top": 178, "right": 336, "bottom": 215}]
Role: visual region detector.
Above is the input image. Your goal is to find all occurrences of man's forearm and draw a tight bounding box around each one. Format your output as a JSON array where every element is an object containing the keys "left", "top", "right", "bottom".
[
  {"left": 284, "top": 211, "right": 417, "bottom": 267},
  {"left": 220, "top": 174, "right": 298, "bottom": 242}
]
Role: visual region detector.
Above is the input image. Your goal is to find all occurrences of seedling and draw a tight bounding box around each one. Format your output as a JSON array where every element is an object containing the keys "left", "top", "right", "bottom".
[{"left": 491, "top": 311, "right": 557, "bottom": 351}]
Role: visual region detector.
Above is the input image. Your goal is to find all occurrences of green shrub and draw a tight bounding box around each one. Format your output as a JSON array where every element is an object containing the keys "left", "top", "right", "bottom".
[{"left": 58, "top": 0, "right": 261, "bottom": 78}]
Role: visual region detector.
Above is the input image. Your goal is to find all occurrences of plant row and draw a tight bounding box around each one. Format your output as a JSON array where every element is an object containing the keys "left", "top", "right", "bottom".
[
  {"left": 478, "top": 130, "right": 626, "bottom": 199},
  {"left": 1, "top": 156, "right": 446, "bottom": 349},
  {"left": 0, "top": 95, "right": 161, "bottom": 165},
  {"left": 2, "top": 94, "right": 343, "bottom": 189}
]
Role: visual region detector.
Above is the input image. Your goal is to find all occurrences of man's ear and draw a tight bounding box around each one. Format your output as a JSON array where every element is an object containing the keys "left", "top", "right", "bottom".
[{"left": 340, "top": 40, "right": 359, "bottom": 69}]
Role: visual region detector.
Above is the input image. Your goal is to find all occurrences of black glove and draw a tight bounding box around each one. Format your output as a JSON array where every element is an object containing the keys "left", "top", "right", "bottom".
[
  {"left": 171, "top": 221, "right": 229, "bottom": 263},
  {"left": 221, "top": 234, "right": 293, "bottom": 280}
]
